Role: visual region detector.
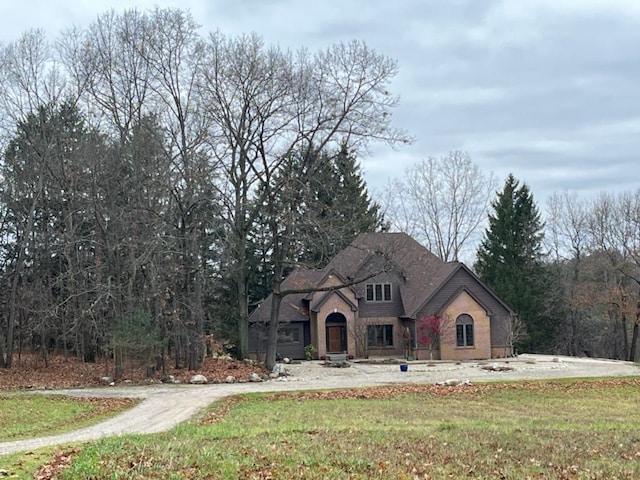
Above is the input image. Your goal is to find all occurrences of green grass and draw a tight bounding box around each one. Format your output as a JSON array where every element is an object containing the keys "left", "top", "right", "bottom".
[
  {"left": 1, "top": 448, "right": 64, "bottom": 479},
  {"left": 0, "top": 394, "right": 137, "bottom": 441},
  {"left": 0, "top": 394, "right": 137, "bottom": 479},
  {"left": 54, "top": 378, "right": 640, "bottom": 479}
]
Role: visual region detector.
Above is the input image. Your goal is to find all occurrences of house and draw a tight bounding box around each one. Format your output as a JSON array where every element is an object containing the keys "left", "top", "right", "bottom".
[{"left": 248, "top": 232, "right": 514, "bottom": 361}]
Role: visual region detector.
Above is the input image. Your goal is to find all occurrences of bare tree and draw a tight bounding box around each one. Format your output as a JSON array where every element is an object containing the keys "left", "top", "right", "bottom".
[
  {"left": 57, "top": 8, "right": 216, "bottom": 371},
  {"left": 198, "top": 35, "right": 409, "bottom": 362},
  {"left": 350, "top": 319, "right": 371, "bottom": 359},
  {"left": 65, "top": 9, "right": 154, "bottom": 141},
  {"left": 505, "top": 314, "right": 527, "bottom": 357},
  {"left": 0, "top": 30, "right": 67, "bottom": 367},
  {"left": 0, "top": 10, "right": 409, "bottom": 373},
  {"left": 383, "top": 151, "right": 495, "bottom": 262},
  {"left": 545, "top": 192, "right": 590, "bottom": 356},
  {"left": 0, "top": 29, "right": 66, "bottom": 131},
  {"left": 143, "top": 8, "right": 212, "bottom": 370},
  {"left": 588, "top": 191, "right": 640, "bottom": 361}
]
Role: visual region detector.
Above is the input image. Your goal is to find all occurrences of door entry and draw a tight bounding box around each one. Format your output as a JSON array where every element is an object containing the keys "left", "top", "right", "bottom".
[{"left": 326, "top": 325, "right": 346, "bottom": 353}]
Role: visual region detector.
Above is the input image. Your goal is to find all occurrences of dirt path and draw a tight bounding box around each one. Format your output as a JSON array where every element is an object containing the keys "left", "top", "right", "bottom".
[{"left": 1, "top": 354, "right": 638, "bottom": 455}]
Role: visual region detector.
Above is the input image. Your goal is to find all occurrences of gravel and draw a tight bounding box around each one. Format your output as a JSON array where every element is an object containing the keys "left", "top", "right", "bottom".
[{"left": 1, "top": 354, "right": 638, "bottom": 455}]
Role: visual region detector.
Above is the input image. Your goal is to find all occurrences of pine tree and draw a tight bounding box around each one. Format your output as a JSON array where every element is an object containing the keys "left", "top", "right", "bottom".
[
  {"left": 297, "top": 143, "right": 382, "bottom": 268},
  {"left": 474, "top": 174, "right": 552, "bottom": 352},
  {"left": 242, "top": 144, "right": 381, "bottom": 314}
]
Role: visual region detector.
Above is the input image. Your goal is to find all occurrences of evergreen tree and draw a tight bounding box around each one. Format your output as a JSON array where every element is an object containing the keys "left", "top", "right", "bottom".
[
  {"left": 474, "top": 174, "right": 552, "bottom": 352},
  {"left": 296, "top": 144, "right": 382, "bottom": 268},
  {"left": 241, "top": 144, "right": 381, "bottom": 313}
]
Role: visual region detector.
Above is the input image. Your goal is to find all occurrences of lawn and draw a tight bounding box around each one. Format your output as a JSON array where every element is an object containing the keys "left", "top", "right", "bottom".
[
  {"left": 0, "top": 394, "right": 137, "bottom": 442},
  {"left": 50, "top": 378, "right": 640, "bottom": 479},
  {"left": 0, "top": 394, "right": 138, "bottom": 479}
]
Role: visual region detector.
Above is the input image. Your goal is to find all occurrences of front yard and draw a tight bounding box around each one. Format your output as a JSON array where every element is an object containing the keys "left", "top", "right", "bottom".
[{"left": 48, "top": 378, "right": 640, "bottom": 479}]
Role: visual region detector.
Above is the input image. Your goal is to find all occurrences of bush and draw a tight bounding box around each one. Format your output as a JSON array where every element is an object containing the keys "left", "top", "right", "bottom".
[{"left": 304, "top": 344, "right": 317, "bottom": 361}]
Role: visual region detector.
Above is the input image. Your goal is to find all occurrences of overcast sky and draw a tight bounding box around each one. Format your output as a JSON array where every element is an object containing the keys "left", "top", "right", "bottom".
[{"left": 2, "top": 0, "right": 640, "bottom": 206}]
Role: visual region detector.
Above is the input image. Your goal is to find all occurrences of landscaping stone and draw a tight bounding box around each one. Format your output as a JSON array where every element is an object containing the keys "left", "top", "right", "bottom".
[
  {"left": 480, "top": 363, "right": 514, "bottom": 372},
  {"left": 271, "top": 364, "right": 288, "bottom": 376},
  {"left": 189, "top": 374, "right": 208, "bottom": 384},
  {"left": 436, "top": 378, "right": 471, "bottom": 386}
]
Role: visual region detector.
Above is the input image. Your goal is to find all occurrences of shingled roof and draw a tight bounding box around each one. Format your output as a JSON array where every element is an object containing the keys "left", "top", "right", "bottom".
[
  {"left": 329, "top": 232, "right": 456, "bottom": 318},
  {"left": 249, "top": 232, "right": 469, "bottom": 323}
]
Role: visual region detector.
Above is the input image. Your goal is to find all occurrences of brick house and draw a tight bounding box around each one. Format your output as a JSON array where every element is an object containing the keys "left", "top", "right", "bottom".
[{"left": 248, "top": 232, "right": 514, "bottom": 361}]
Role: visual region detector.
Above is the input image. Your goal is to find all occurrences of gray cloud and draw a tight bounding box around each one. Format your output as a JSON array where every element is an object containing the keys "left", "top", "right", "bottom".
[{"left": 2, "top": 0, "right": 640, "bottom": 206}]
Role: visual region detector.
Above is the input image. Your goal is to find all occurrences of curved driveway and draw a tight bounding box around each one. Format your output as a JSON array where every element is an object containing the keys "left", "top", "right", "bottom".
[{"left": 1, "top": 354, "right": 638, "bottom": 455}]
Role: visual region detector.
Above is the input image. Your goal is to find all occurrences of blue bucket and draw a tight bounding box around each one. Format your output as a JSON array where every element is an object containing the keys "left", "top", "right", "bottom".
[{"left": 400, "top": 364, "right": 408, "bottom": 372}]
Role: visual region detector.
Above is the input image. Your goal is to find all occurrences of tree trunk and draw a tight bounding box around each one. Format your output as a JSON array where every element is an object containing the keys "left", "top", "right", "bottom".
[
  {"left": 114, "top": 347, "right": 123, "bottom": 381},
  {"left": 0, "top": 328, "right": 5, "bottom": 367},
  {"left": 569, "top": 310, "right": 578, "bottom": 357},
  {"left": 630, "top": 323, "right": 639, "bottom": 362},
  {"left": 41, "top": 323, "right": 49, "bottom": 368},
  {"left": 630, "top": 308, "right": 639, "bottom": 362},
  {"left": 621, "top": 313, "right": 629, "bottom": 361},
  {"left": 6, "top": 248, "right": 25, "bottom": 368},
  {"left": 265, "top": 289, "right": 283, "bottom": 371},
  {"left": 190, "top": 273, "right": 205, "bottom": 370},
  {"left": 5, "top": 177, "right": 42, "bottom": 368},
  {"left": 236, "top": 242, "right": 249, "bottom": 360}
]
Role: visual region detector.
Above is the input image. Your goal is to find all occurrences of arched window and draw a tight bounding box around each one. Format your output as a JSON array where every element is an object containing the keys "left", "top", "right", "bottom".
[{"left": 456, "top": 314, "right": 474, "bottom": 347}]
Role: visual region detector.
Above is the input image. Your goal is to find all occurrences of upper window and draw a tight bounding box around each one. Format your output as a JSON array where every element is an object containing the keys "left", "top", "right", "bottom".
[
  {"left": 366, "top": 283, "right": 392, "bottom": 302},
  {"left": 456, "top": 314, "right": 474, "bottom": 347}
]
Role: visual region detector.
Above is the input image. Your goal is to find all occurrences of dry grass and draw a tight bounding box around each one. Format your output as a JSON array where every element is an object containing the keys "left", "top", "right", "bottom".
[{"left": 54, "top": 378, "right": 640, "bottom": 479}]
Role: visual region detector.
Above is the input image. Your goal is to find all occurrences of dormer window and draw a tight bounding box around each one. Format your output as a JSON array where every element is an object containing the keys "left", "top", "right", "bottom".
[{"left": 366, "top": 283, "right": 392, "bottom": 302}]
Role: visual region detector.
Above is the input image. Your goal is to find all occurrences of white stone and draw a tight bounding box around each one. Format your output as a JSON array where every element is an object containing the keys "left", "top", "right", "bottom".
[
  {"left": 272, "top": 364, "right": 289, "bottom": 376},
  {"left": 189, "top": 374, "right": 208, "bottom": 384}
]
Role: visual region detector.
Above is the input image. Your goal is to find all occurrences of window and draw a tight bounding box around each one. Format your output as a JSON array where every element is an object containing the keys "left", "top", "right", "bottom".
[
  {"left": 365, "top": 283, "right": 392, "bottom": 302},
  {"left": 367, "top": 324, "right": 394, "bottom": 347},
  {"left": 456, "top": 314, "right": 474, "bottom": 347},
  {"left": 277, "top": 326, "right": 301, "bottom": 344}
]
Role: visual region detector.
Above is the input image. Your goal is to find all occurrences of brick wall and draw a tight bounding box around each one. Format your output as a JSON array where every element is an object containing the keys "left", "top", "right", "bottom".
[{"left": 440, "top": 290, "right": 491, "bottom": 360}]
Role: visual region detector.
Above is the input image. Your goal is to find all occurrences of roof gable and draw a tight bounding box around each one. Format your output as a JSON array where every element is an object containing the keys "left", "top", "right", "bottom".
[
  {"left": 435, "top": 285, "right": 490, "bottom": 317},
  {"left": 412, "top": 263, "right": 515, "bottom": 318},
  {"left": 303, "top": 268, "right": 354, "bottom": 300},
  {"left": 310, "top": 289, "right": 358, "bottom": 312}
]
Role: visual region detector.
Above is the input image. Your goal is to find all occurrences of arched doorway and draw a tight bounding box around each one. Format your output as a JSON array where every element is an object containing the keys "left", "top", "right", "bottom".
[{"left": 325, "top": 312, "right": 347, "bottom": 353}]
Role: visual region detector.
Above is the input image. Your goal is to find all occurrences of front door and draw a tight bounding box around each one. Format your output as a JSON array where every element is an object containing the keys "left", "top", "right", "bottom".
[{"left": 326, "top": 325, "right": 346, "bottom": 353}]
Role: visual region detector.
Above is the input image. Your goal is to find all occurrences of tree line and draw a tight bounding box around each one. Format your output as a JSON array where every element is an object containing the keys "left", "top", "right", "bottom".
[
  {"left": 1, "top": 7, "right": 637, "bottom": 371},
  {"left": 0, "top": 8, "right": 403, "bottom": 372},
  {"left": 386, "top": 162, "right": 640, "bottom": 361}
]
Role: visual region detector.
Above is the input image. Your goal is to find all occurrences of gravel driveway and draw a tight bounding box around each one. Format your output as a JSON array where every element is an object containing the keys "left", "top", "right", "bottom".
[{"left": 1, "top": 354, "right": 638, "bottom": 455}]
